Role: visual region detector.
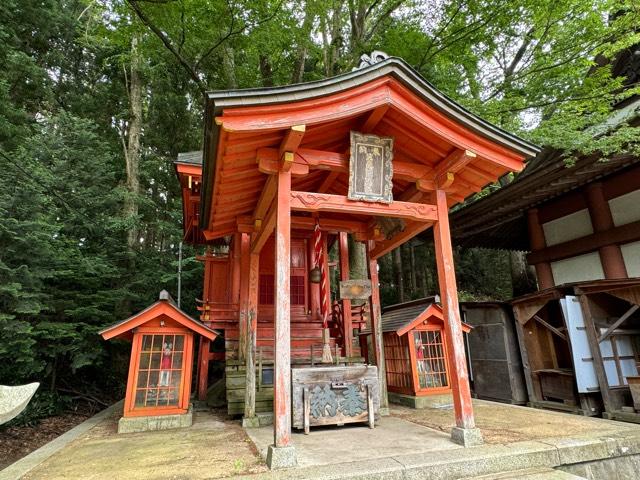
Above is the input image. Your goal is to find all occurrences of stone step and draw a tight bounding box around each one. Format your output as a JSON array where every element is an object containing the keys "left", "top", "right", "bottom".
[{"left": 462, "top": 467, "right": 587, "bottom": 480}]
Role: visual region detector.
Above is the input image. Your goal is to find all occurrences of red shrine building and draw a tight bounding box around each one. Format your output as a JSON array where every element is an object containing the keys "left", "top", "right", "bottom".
[{"left": 175, "top": 52, "right": 538, "bottom": 468}]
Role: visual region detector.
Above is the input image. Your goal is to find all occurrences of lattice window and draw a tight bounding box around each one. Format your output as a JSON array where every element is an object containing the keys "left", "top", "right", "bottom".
[
  {"left": 259, "top": 274, "right": 274, "bottom": 305},
  {"left": 135, "top": 334, "right": 184, "bottom": 408},
  {"left": 413, "top": 330, "right": 449, "bottom": 390},
  {"left": 291, "top": 275, "right": 305, "bottom": 305},
  {"left": 384, "top": 334, "right": 412, "bottom": 390},
  {"left": 259, "top": 274, "right": 306, "bottom": 305}
]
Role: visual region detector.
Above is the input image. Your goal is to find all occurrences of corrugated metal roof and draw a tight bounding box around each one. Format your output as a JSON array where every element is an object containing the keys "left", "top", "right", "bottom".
[{"left": 176, "top": 151, "right": 203, "bottom": 165}]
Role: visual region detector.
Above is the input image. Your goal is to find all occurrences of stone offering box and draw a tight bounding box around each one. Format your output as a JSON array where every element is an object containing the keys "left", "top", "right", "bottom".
[
  {"left": 292, "top": 365, "right": 379, "bottom": 434},
  {"left": 100, "top": 290, "right": 218, "bottom": 433}
]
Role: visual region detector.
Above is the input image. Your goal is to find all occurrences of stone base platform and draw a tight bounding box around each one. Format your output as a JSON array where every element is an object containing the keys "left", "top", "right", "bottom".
[
  {"left": 117, "top": 405, "right": 193, "bottom": 434},
  {"left": 388, "top": 391, "right": 453, "bottom": 409}
]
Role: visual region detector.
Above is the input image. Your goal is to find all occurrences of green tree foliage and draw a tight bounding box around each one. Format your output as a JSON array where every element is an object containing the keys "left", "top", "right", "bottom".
[{"left": 0, "top": 0, "right": 638, "bottom": 419}]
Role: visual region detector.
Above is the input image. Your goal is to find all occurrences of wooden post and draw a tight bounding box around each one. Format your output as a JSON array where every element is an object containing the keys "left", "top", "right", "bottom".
[
  {"left": 238, "top": 233, "right": 251, "bottom": 362},
  {"left": 339, "top": 232, "right": 353, "bottom": 357},
  {"left": 274, "top": 167, "right": 292, "bottom": 447},
  {"left": 231, "top": 234, "right": 242, "bottom": 305},
  {"left": 586, "top": 183, "right": 627, "bottom": 279},
  {"left": 527, "top": 208, "right": 555, "bottom": 289},
  {"left": 244, "top": 253, "right": 260, "bottom": 422},
  {"left": 433, "top": 189, "right": 477, "bottom": 432},
  {"left": 366, "top": 240, "right": 389, "bottom": 413},
  {"left": 197, "top": 337, "right": 210, "bottom": 401},
  {"left": 198, "top": 249, "right": 214, "bottom": 401}
]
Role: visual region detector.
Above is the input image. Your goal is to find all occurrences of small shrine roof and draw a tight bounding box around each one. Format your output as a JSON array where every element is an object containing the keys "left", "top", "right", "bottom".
[
  {"left": 99, "top": 290, "right": 218, "bottom": 341},
  {"left": 362, "top": 297, "right": 472, "bottom": 336}
]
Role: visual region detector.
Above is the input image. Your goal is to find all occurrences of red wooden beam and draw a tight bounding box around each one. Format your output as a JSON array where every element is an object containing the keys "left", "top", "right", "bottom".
[
  {"left": 359, "top": 105, "right": 389, "bottom": 132},
  {"left": 290, "top": 191, "right": 438, "bottom": 222},
  {"left": 290, "top": 215, "right": 368, "bottom": 235},
  {"left": 251, "top": 201, "right": 276, "bottom": 254},
  {"left": 254, "top": 175, "right": 277, "bottom": 224},
  {"left": 259, "top": 147, "right": 432, "bottom": 182},
  {"left": 279, "top": 124, "right": 306, "bottom": 160},
  {"left": 369, "top": 221, "right": 433, "bottom": 259},
  {"left": 274, "top": 167, "right": 292, "bottom": 447},
  {"left": 433, "top": 189, "right": 477, "bottom": 431}
]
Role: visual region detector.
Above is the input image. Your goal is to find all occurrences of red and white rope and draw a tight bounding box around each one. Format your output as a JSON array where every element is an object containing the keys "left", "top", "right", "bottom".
[{"left": 313, "top": 221, "right": 329, "bottom": 328}]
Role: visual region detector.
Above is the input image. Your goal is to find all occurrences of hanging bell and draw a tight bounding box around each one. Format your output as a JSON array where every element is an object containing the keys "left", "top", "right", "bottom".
[{"left": 309, "top": 267, "right": 322, "bottom": 284}]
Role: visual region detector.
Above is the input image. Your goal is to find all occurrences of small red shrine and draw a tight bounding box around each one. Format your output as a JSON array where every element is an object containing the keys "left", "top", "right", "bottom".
[
  {"left": 362, "top": 298, "right": 472, "bottom": 406},
  {"left": 100, "top": 290, "right": 217, "bottom": 433},
  {"left": 174, "top": 52, "right": 539, "bottom": 467}
]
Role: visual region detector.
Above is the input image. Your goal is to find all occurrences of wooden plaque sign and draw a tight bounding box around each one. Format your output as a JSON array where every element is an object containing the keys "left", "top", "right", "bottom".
[
  {"left": 339, "top": 280, "right": 372, "bottom": 300},
  {"left": 348, "top": 131, "right": 393, "bottom": 203}
]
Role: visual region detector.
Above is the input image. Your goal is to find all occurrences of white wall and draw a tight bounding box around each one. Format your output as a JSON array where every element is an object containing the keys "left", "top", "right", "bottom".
[
  {"left": 542, "top": 209, "right": 593, "bottom": 246},
  {"left": 609, "top": 190, "right": 640, "bottom": 227},
  {"left": 621, "top": 241, "right": 640, "bottom": 277},
  {"left": 550, "top": 252, "right": 605, "bottom": 285}
]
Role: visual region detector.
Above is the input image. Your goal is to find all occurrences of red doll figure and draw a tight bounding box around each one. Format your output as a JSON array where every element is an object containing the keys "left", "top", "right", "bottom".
[{"left": 159, "top": 341, "right": 172, "bottom": 387}]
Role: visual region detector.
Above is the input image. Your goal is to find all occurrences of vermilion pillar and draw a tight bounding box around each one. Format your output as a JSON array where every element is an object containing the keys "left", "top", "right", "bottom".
[
  {"left": 527, "top": 208, "right": 555, "bottom": 289},
  {"left": 586, "top": 183, "right": 627, "bottom": 279},
  {"left": 267, "top": 167, "right": 296, "bottom": 468},
  {"left": 433, "top": 189, "right": 482, "bottom": 446}
]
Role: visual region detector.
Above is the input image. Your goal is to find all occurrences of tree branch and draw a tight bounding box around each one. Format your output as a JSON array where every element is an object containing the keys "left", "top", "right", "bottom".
[{"left": 126, "top": 0, "right": 207, "bottom": 96}]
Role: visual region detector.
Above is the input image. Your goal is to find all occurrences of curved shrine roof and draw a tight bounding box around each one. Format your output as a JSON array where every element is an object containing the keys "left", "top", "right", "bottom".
[{"left": 198, "top": 55, "right": 540, "bottom": 240}]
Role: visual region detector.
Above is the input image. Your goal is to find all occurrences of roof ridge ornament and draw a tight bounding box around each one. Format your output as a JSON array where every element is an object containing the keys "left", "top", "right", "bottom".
[{"left": 354, "top": 50, "right": 389, "bottom": 70}]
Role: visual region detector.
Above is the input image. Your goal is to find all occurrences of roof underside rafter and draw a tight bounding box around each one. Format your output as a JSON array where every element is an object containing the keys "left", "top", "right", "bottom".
[{"left": 197, "top": 57, "right": 539, "bottom": 243}]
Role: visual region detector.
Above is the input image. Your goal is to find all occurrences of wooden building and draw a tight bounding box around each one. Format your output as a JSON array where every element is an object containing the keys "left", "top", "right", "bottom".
[
  {"left": 100, "top": 291, "right": 218, "bottom": 433},
  {"left": 510, "top": 279, "right": 640, "bottom": 421},
  {"left": 174, "top": 52, "right": 538, "bottom": 467},
  {"left": 461, "top": 302, "right": 527, "bottom": 405},
  {"left": 450, "top": 47, "right": 640, "bottom": 421},
  {"left": 362, "top": 298, "right": 472, "bottom": 407}
]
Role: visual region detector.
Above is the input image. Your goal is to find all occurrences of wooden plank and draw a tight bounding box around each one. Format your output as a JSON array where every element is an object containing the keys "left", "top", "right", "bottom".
[
  {"left": 261, "top": 147, "right": 433, "bottom": 182},
  {"left": 433, "top": 189, "right": 476, "bottom": 430},
  {"left": 434, "top": 149, "right": 477, "bottom": 178},
  {"left": 274, "top": 166, "right": 292, "bottom": 447},
  {"left": 244, "top": 252, "right": 260, "bottom": 420},
  {"left": 251, "top": 202, "right": 276, "bottom": 254},
  {"left": 339, "top": 232, "right": 353, "bottom": 357},
  {"left": 318, "top": 171, "right": 340, "bottom": 193},
  {"left": 279, "top": 125, "right": 306, "bottom": 160},
  {"left": 254, "top": 175, "right": 277, "bottom": 223},
  {"left": 369, "top": 221, "right": 433, "bottom": 259},
  {"left": 598, "top": 305, "right": 639, "bottom": 343},
  {"left": 238, "top": 233, "right": 251, "bottom": 363},
  {"left": 367, "top": 241, "right": 389, "bottom": 411},
  {"left": 533, "top": 314, "right": 568, "bottom": 341},
  {"left": 290, "top": 191, "right": 437, "bottom": 222}
]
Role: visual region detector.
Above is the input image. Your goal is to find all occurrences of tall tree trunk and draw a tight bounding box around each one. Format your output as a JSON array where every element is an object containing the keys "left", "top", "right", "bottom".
[
  {"left": 222, "top": 46, "right": 237, "bottom": 89},
  {"left": 509, "top": 250, "right": 537, "bottom": 297},
  {"left": 259, "top": 54, "right": 273, "bottom": 87},
  {"left": 407, "top": 243, "right": 417, "bottom": 297},
  {"left": 124, "top": 35, "right": 142, "bottom": 251},
  {"left": 291, "top": 2, "right": 315, "bottom": 84},
  {"left": 392, "top": 248, "right": 405, "bottom": 302},
  {"left": 348, "top": 235, "right": 367, "bottom": 280}
]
